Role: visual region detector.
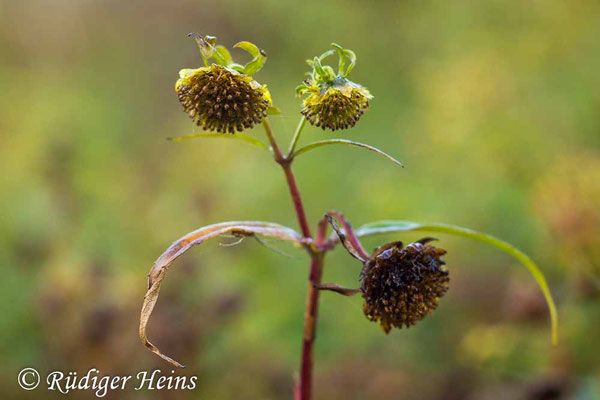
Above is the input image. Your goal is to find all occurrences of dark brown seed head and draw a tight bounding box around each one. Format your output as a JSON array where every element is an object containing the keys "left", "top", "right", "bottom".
[
  {"left": 360, "top": 240, "right": 449, "bottom": 333},
  {"left": 175, "top": 65, "right": 271, "bottom": 134}
]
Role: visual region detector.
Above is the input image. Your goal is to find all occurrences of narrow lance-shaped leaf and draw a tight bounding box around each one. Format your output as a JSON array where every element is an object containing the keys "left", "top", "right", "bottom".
[
  {"left": 354, "top": 220, "right": 559, "bottom": 345},
  {"left": 312, "top": 56, "right": 327, "bottom": 80},
  {"left": 140, "top": 221, "right": 303, "bottom": 368},
  {"left": 167, "top": 132, "right": 270, "bottom": 152},
  {"left": 292, "top": 139, "right": 403, "bottom": 168},
  {"left": 343, "top": 48, "right": 357, "bottom": 76},
  {"left": 332, "top": 43, "right": 347, "bottom": 77}
]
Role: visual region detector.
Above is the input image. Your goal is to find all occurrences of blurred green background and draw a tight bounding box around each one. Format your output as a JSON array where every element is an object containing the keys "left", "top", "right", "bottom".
[{"left": 1, "top": 0, "right": 600, "bottom": 399}]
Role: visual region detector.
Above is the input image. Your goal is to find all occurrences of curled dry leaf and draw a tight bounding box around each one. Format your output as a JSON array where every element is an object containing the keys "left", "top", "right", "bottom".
[
  {"left": 325, "top": 211, "right": 369, "bottom": 261},
  {"left": 140, "top": 221, "right": 303, "bottom": 368}
]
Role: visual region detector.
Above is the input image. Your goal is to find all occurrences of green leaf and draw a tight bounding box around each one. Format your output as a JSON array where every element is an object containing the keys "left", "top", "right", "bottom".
[
  {"left": 355, "top": 220, "right": 559, "bottom": 345},
  {"left": 312, "top": 56, "right": 327, "bottom": 79},
  {"left": 343, "top": 49, "right": 356, "bottom": 76},
  {"left": 140, "top": 221, "right": 303, "bottom": 367},
  {"left": 234, "top": 41, "right": 261, "bottom": 58},
  {"left": 167, "top": 133, "right": 269, "bottom": 151},
  {"left": 331, "top": 43, "right": 347, "bottom": 76},
  {"left": 234, "top": 41, "right": 267, "bottom": 75},
  {"left": 292, "top": 139, "right": 403, "bottom": 167},
  {"left": 295, "top": 84, "right": 308, "bottom": 96},
  {"left": 228, "top": 63, "right": 245, "bottom": 73},
  {"left": 267, "top": 106, "right": 281, "bottom": 115},
  {"left": 331, "top": 43, "right": 356, "bottom": 77},
  {"left": 323, "top": 65, "right": 336, "bottom": 79},
  {"left": 243, "top": 56, "right": 267, "bottom": 75},
  {"left": 215, "top": 45, "right": 233, "bottom": 65},
  {"left": 318, "top": 49, "right": 335, "bottom": 62}
]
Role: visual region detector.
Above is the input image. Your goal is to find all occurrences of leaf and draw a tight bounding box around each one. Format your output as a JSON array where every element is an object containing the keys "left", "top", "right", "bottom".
[
  {"left": 215, "top": 45, "right": 233, "bottom": 65},
  {"left": 187, "top": 33, "right": 226, "bottom": 66},
  {"left": 234, "top": 41, "right": 261, "bottom": 58},
  {"left": 355, "top": 220, "right": 559, "bottom": 345},
  {"left": 331, "top": 43, "right": 356, "bottom": 77},
  {"left": 267, "top": 106, "right": 281, "bottom": 115},
  {"left": 243, "top": 56, "right": 267, "bottom": 76},
  {"left": 167, "top": 133, "right": 270, "bottom": 151},
  {"left": 312, "top": 56, "right": 327, "bottom": 79},
  {"left": 343, "top": 49, "right": 357, "bottom": 76},
  {"left": 295, "top": 83, "right": 309, "bottom": 96},
  {"left": 292, "top": 139, "right": 404, "bottom": 167},
  {"left": 317, "top": 49, "right": 335, "bottom": 62},
  {"left": 234, "top": 41, "right": 267, "bottom": 75},
  {"left": 228, "top": 62, "right": 245, "bottom": 73},
  {"left": 140, "top": 221, "right": 303, "bottom": 368},
  {"left": 325, "top": 213, "right": 369, "bottom": 262}
]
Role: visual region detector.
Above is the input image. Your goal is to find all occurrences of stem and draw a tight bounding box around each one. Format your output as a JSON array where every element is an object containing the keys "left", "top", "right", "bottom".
[
  {"left": 287, "top": 116, "right": 307, "bottom": 157},
  {"left": 261, "top": 117, "right": 322, "bottom": 400},
  {"left": 298, "top": 217, "right": 327, "bottom": 400},
  {"left": 262, "top": 118, "right": 286, "bottom": 164},
  {"left": 299, "top": 253, "right": 323, "bottom": 400},
  {"left": 263, "top": 118, "right": 312, "bottom": 238},
  {"left": 282, "top": 164, "right": 313, "bottom": 238}
]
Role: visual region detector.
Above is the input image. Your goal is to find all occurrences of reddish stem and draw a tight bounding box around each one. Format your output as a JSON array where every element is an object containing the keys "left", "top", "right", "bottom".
[
  {"left": 298, "top": 219, "right": 327, "bottom": 400},
  {"left": 299, "top": 254, "right": 323, "bottom": 400},
  {"left": 262, "top": 118, "right": 322, "bottom": 400},
  {"left": 282, "top": 163, "right": 312, "bottom": 239},
  {"left": 263, "top": 119, "right": 312, "bottom": 238}
]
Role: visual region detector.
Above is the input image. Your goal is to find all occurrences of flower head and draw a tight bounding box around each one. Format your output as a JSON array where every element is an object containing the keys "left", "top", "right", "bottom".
[
  {"left": 360, "top": 239, "right": 449, "bottom": 333},
  {"left": 176, "top": 34, "right": 273, "bottom": 134},
  {"left": 176, "top": 65, "right": 271, "bottom": 133},
  {"left": 297, "top": 44, "right": 372, "bottom": 131}
]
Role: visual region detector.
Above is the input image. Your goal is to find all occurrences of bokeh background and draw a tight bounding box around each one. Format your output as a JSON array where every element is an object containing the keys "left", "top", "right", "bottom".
[{"left": 1, "top": 0, "right": 600, "bottom": 399}]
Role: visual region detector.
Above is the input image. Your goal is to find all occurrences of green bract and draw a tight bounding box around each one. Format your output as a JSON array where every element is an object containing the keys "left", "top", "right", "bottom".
[{"left": 188, "top": 33, "right": 267, "bottom": 75}]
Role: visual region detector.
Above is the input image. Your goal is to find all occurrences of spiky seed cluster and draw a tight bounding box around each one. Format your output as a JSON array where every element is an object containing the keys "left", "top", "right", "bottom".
[
  {"left": 301, "top": 84, "right": 371, "bottom": 131},
  {"left": 360, "top": 240, "right": 449, "bottom": 333},
  {"left": 176, "top": 64, "right": 270, "bottom": 134}
]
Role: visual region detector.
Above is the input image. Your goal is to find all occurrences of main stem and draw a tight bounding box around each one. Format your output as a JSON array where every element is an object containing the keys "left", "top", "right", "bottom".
[{"left": 262, "top": 118, "right": 322, "bottom": 400}]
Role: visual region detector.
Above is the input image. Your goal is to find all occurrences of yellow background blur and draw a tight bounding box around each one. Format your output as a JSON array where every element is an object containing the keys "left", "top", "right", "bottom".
[{"left": 1, "top": 1, "right": 599, "bottom": 399}]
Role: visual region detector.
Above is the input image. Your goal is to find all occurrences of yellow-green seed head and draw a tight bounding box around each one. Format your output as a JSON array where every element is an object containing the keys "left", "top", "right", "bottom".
[
  {"left": 296, "top": 44, "right": 372, "bottom": 132},
  {"left": 300, "top": 80, "right": 371, "bottom": 131},
  {"left": 176, "top": 65, "right": 271, "bottom": 134}
]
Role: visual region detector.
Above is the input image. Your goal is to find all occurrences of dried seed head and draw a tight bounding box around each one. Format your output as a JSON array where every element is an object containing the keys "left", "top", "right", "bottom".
[
  {"left": 175, "top": 64, "right": 271, "bottom": 134},
  {"left": 300, "top": 80, "right": 371, "bottom": 131},
  {"left": 361, "top": 240, "right": 449, "bottom": 333}
]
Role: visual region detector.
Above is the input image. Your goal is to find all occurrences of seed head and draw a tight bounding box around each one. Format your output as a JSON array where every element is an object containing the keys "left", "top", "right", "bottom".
[
  {"left": 360, "top": 239, "right": 449, "bottom": 333},
  {"left": 300, "top": 79, "right": 371, "bottom": 131},
  {"left": 297, "top": 43, "right": 372, "bottom": 132},
  {"left": 176, "top": 65, "right": 271, "bottom": 134}
]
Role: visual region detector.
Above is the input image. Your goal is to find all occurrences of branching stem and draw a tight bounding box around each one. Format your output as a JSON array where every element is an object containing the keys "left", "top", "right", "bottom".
[
  {"left": 262, "top": 117, "right": 322, "bottom": 400},
  {"left": 287, "top": 116, "right": 307, "bottom": 157}
]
